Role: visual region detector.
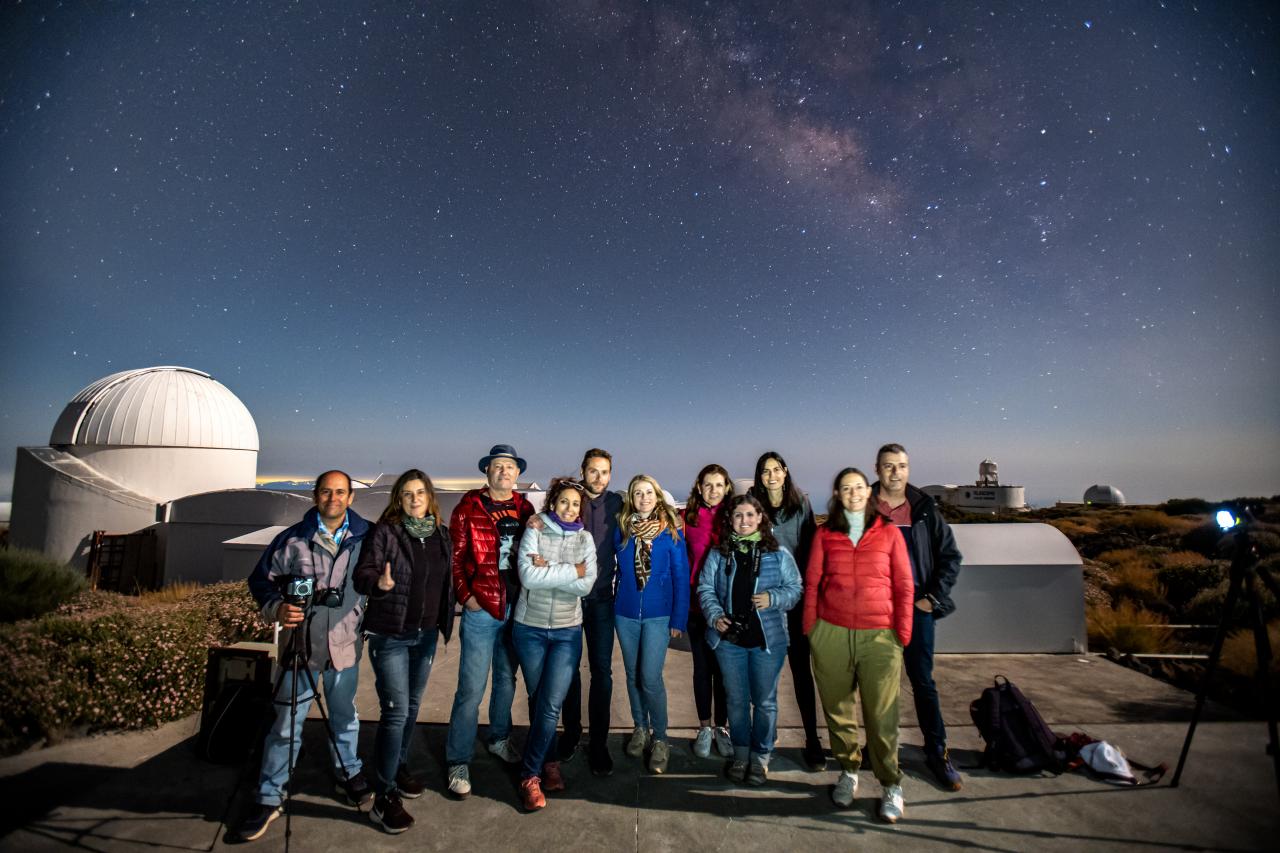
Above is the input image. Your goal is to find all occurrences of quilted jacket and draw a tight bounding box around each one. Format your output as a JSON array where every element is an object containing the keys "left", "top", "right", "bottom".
[
  {"left": 515, "top": 513, "right": 597, "bottom": 629},
  {"left": 353, "top": 520, "right": 455, "bottom": 642},
  {"left": 449, "top": 488, "right": 535, "bottom": 620},
  {"left": 803, "top": 516, "right": 914, "bottom": 647}
]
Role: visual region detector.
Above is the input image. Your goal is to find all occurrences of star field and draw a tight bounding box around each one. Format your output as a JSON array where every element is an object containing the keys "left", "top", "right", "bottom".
[{"left": 1, "top": 1, "right": 1276, "bottom": 504}]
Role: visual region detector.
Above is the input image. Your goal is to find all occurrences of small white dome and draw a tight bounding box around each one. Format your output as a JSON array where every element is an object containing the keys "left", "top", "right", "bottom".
[
  {"left": 50, "top": 366, "right": 259, "bottom": 451},
  {"left": 1084, "top": 484, "right": 1126, "bottom": 505}
]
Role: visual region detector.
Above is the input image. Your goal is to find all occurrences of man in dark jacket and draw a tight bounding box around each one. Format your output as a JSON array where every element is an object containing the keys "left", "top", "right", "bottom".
[
  {"left": 443, "top": 444, "right": 535, "bottom": 798},
  {"left": 872, "top": 444, "right": 965, "bottom": 791},
  {"left": 236, "top": 470, "right": 372, "bottom": 842},
  {"left": 556, "top": 448, "right": 624, "bottom": 774}
]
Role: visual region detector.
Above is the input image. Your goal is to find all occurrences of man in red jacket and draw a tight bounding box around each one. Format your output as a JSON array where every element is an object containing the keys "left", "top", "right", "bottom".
[{"left": 444, "top": 444, "right": 535, "bottom": 798}]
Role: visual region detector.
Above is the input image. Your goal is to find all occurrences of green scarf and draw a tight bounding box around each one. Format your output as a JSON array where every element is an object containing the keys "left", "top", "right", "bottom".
[
  {"left": 731, "top": 531, "right": 762, "bottom": 552},
  {"left": 403, "top": 514, "right": 437, "bottom": 539}
]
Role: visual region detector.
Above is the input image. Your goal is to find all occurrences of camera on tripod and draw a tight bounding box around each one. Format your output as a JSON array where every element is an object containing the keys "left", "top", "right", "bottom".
[{"left": 277, "top": 575, "right": 344, "bottom": 609}]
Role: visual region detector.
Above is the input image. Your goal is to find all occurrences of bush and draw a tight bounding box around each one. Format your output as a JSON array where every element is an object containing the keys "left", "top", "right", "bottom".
[
  {"left": 0, "top": 548, "right": 87, "bottom": 623},
  {"left": 1161, "top": 498, "right": 1211, "bottom": 516},
  {"left": 1220, "top": 622, "right": 1280, "bottom": 678},
  {"left": 0, "top": 582, "right": 269, "bottom": 754},
  {"left": 1087, "top": 600, "right": 1175, "bottom": 654},
  {"left": 1156, "top": 554, "right": 1223, "bottom": 612},
  {"left": 1122, "top": 509, "right": 1195, "bottom": 538}
]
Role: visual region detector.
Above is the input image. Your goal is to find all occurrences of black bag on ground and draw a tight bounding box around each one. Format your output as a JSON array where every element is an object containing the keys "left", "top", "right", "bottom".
[{"left": 969, "top": 675, "right": 1064, "bottom": 773}]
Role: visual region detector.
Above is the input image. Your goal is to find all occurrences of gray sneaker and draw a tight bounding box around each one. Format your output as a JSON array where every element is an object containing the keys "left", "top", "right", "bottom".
[
  {"left": 626, "top": 726, "right": 650, "bottom": 758},
  {"left": 879, "top": 783, "right": 905, "bottom": 823},
  {"left": 832, "top": 771, "right": 858, "bottom": 807},
  {"left": 446, "top": 764, "right": 471, "bottom": 799},
  {"left": 745, "top": 757, "right": 768, "bottom": 786},
  {"left": 487, "top": 737, "right": 521, "bottom": 764},
  {"left": 713, "top": 726, "right": 733, "bottom": 757},
  {"left": 692, "top": 726, "right": 713, "bottom": 758},
  {"left": 649, "top": 739, "right": 670, "bottom": 774}
]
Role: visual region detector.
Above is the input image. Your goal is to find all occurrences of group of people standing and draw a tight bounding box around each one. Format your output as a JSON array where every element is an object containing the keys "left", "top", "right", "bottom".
[{"left": 237, "top": 441, "right": 963, "bottom": 841}]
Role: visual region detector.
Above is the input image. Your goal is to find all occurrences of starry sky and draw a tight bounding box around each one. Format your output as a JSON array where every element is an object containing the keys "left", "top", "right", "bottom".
[{"left": 1, "top": 0, "right": 1277, "bottom": 506}]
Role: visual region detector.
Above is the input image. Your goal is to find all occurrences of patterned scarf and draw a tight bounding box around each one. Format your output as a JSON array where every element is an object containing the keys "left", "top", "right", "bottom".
[
  {"left": 403, "top": 514, "right": 437, "bottom": 539},
  {"left": 730, "top": 531, "right": 762, "bottom": 552},
  {"left": 629, "top": 514, "right": 663, "bottom": 591}
]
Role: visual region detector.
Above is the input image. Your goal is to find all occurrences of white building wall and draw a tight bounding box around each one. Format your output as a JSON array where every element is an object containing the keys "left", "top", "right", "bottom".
[{"left": 67, "top": 446, "right": 257, "bottom": 503}]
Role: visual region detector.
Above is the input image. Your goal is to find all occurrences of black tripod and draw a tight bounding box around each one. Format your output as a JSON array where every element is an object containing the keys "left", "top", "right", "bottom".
[
  {"left": 273, "top": 605, "right": 356, "bottom": 849},
  {"left": 1171, "top": 511, "right": 1280, "bottom": 802}
]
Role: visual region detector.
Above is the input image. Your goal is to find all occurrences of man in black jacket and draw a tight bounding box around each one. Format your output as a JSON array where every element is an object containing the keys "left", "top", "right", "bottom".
[{"left": 872, "top": 443, "right": 964, "bottom": 791}]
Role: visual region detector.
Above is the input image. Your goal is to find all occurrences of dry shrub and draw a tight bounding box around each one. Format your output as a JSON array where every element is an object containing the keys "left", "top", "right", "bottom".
[
  {"left": 1049, "top": 518, "right": 1098, "bottom": 539},
  {"left": 1159, "top": 551, "right": 1209, "bottom": 570},
  {"left": 1097, "top": 548, "right": 1165, "bottom": 602},
  {"left": 1087, "top": 600, "right": 1175, "bottom": 654},
  {"left": 1123, "top": 510, "right": 1196, "bottom": 538},
  {"left": 139, "top": 581, "right": 201, "bottom": 604},
  {"left": 1219, "top": 622, "right": 1280, "bottom": 677}
]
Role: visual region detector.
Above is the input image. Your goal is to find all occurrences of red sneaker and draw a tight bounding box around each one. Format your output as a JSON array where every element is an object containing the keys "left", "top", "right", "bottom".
[
  {"left": 541, "top": 761, "right": 566, "bottom": 792},
  {"left": 519, "top": 777, "right": 546, "bottom": 812}
]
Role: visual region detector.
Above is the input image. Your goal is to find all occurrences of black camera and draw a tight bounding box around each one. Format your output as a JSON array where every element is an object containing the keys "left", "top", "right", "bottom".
[
  {"left": 720, "top": 612, "right": 753, "bottom": 646},
  {"left": 277, "top": 575, "right": 343, "bottom": 609}
]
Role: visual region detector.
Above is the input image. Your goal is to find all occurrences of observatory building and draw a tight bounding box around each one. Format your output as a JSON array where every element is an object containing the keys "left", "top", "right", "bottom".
[
  {"left": 1084, "top": 484, "right": 1126, "bottom": 506},
  {"left": 922, "top": 459, "right": 1028, "bottom": 514}
]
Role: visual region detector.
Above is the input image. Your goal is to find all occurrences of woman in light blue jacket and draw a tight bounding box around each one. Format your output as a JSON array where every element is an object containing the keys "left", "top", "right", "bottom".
[{"left": 698, "top": 493, "right": 802, "bottom": 786}]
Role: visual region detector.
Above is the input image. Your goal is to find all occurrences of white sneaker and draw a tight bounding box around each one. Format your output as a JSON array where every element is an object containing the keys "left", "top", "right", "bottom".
[
  {"left": 446, "top": 765, "right": 471, "bottom": 799},
  {"left": 487, "top": 737, "right": 520, "bottom": 764},
  {"left": 832, "top": 771, "right": 858, "bottom": 807},
  {"left": 713, "top": 726, "right": 733, "bottom": 757},
  {"left": 692, "top": 727, "right": 713, "bottom": 758},
  {"left": 625, "top": 726, "right": 650, "bottom": 758},
  {"left": 879, "top": 783, "right": 904, "bottom": 823}
]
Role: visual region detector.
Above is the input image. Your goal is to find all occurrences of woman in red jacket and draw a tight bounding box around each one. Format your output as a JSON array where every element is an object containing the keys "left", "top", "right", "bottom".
[{"left": 804, "top": 467, "right": 914, "bottom": 824}]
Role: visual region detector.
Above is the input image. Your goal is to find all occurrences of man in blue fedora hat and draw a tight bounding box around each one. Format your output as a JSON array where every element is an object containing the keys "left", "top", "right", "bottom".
[{"left": 444, "top": 444, "right": 535, "bottom": 797}]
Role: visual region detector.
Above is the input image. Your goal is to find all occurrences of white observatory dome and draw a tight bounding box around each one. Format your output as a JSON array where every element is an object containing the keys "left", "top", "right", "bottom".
[{"left": 50, "top": 366, "right": 259, "bottom": 451}]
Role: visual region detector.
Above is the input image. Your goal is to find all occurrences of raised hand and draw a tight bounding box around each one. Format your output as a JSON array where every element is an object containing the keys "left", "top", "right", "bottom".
[{"left": 378, "top": 561, "right": 395, "bottom": 592}]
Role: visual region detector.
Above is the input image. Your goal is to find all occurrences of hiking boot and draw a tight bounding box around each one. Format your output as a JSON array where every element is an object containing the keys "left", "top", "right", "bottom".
[
  {"left": 803, "top": 737, "right": 827, "bottom": 771},
  {"left": 336, "top": 770, "right": 375, "bottom": 811},
  {"left": 370, "top": 791, "right": 414, "bottom": 834},
  {"left": 395, "top": 765, "right": 424, "bottom": 799},
  {"left": 713, "top": 726, "right": 733, "bottom": 757},
  {"left": 692, "top": 726, "right": 713, "bottom": 758},
  {"left": 625, "top": 726, "right": 649, "bottom": 758},
  {"left": 832, "top": 770, "right": 858, "bottom": 806},
  {"left": 926, "top": 746, "right": 963, "bottom": 791},
  {"left": 446, "top": 764, "right": 471, "bottom": 799},
  {"left": 488, "top": 737, "right": 521, "bottom": 764},
  {"left": 234, "top": 803, "right": 282, "bottom": 842},
  {"left": 588, "top": 741, "right": 614, "bottom": 776},
  {"left": 879, "top": 783, "right": 905, "bottom": 823},
  {"left": 557, "top": 728, "right": 581, "bottom": 762},
  {"left": 649, "top": 739, "right": 670, "bottom": 774},
  {"left": 541, "top": 761, "right": 566, "bottom": 792},
  {"left": 520, "top": 776, "right": 546, "bottom": 811},
  {"left": 725, "top": 758, "right": 747, "bottom": 783},
  {"left": 745, "top": 757, "right": 768, "bottom": 786}
]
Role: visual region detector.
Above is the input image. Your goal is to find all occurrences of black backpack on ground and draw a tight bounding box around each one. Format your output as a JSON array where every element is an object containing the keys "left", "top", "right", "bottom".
[{"left": 969, "top": 675, "right": 1064, "bottom": 773}]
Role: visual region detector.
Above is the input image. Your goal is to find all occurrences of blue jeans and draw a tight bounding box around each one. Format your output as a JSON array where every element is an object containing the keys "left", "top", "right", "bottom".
[
  {"left": 367, "top": 629, "right": 438, "bottom": 794},
  {"left": 714, "top": 641, "right": 788, "bottom": 762},
  {"left": 512, "top": 622, "right": 582, "bottom": 779},
  {"left": 614, "top": 614, "right": 670, "bottom": 741},
  {"left": 903, "top": 606, "right": 947, "bottom": 751},
  {"left": 256, "top": 662, "right": 363, "bottom": 806},
  {"left": 445, "top": 605, "right": 518, "bottom": 766},
  {"left": 559, "top": 598, "right": 615, "bottom": 747}
]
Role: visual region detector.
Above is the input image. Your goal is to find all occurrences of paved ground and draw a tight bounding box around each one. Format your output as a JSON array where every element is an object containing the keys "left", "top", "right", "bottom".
[{"left": 2, "top": 643, "right": 1276, "bottom": 852}]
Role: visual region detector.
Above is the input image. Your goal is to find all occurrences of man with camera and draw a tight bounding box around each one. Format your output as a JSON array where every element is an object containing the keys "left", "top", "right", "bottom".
[{"left": 237, "top": 470, "right": 373, "bottom": 842}]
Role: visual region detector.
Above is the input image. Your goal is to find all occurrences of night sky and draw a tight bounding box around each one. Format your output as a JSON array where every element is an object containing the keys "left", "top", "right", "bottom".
[{"left": 2, "top": 1, "right": 1277, "bottom": 505}]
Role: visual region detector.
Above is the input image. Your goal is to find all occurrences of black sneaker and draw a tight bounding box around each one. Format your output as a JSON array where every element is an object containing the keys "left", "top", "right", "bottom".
[
  {"left": 234, "top": 803, "right": 282, "bottom": 842},
  {"left": 371, "top": 791, "right": 414, "bottom": 834},
  {"left": 336, "top": 770, "right": 375, "bottom": 811},
  {"left": 588, "top": 741, "right": 614, "bottom": 776},
  {"left": 803, "top": 738, "right": 827, "bottom": 771},
  {"left": 395, "top": 765, "right": 425, "bottom": 799},
  {"left": 557, "top": 729, "right": 582, "bottom": 762}
]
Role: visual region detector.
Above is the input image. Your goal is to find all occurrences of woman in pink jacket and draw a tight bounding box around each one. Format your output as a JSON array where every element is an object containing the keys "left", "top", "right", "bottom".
[{"left": 805, "top": 467, "right": 914, "bottom": 824}]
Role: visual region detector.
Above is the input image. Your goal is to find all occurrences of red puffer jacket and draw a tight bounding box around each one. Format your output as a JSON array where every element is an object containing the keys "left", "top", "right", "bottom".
[
  {"left": 450, "top": 488, "right": 535, "bottom": 620},
  {"left": 803, "top": 516, "right": 914, "bottom": 647}
]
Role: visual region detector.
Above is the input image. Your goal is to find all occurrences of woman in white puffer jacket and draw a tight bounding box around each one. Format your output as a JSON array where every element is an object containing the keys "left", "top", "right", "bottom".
[{"left": 511, "top": 478, "right": 597, "bottom": 811}]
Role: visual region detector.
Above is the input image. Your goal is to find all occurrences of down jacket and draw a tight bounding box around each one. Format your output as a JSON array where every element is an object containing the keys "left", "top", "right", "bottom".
[
  {"left": 803, "top": 516, "right": 914, "bottom": 647},
  {"left": 450, "top": 488, "right": 535, "bottom": 620},
  {"left": 697, "top": 546, "right": 802, "bottom": 653},
  {"left": 353, "top": 520, "right": 455, "bottom": 642},
  {"left": 613, "top": 525, "right": 691, "bottom": 632},
  {"left": 515, "top": 513, "right": 598, "bottom": 629}
]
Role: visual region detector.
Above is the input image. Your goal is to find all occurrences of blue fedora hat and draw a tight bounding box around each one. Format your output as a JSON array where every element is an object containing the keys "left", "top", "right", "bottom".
[{"left": 478, "top": 443, "right": 527, "bottom": 475}]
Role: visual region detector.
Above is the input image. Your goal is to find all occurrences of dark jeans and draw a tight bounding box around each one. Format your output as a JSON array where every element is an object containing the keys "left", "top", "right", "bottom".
[
  {"left": 367, "top": 629, "right": 438, "bottom": 795},
  {"left": 903, "top": 606, "right": 947, "bottom": 751},
  {"left": 560, "top": 598, "right": 615, "bottom": 747},
  {"left": 512, "top": 622, "right": 582, "bottom": 779},
  {"left": 785, "top": 605, "right": 821, "bottom": 742},
  {"left": 687, "top": 610, "right": 727, "bottom": 726}
]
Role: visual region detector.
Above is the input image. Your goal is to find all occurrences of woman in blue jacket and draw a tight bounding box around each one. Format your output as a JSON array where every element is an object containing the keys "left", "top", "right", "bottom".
[
  {"left": 614, "top": 473, "right": 689, "bottom": 775},
  {"left": 697, "top": 493, "right": 802, "bottom": 786}
]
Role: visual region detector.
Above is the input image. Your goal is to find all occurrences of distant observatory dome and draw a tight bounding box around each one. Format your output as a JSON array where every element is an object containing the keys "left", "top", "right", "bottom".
[
  {"left": 50, "top": 366, "right": 259, "bottom": 451},
  {"left": 1084, "top": 484, "right": 1126, "bottom": 506}
]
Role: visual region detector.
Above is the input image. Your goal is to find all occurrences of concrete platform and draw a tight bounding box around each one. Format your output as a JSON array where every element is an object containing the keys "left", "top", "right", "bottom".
[{"left": 1, "top": 648, "right": 1276, "bottom": 852}]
